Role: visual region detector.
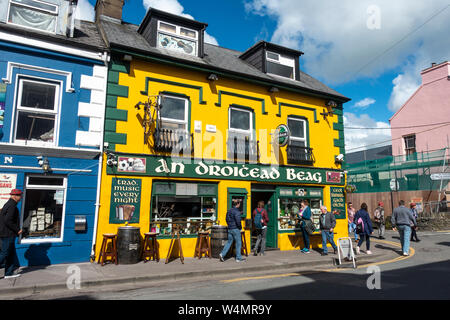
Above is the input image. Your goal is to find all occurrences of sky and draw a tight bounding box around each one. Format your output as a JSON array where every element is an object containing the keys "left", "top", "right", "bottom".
[{"left": 75, "top": 0, "right": 450, "bottom": 154}]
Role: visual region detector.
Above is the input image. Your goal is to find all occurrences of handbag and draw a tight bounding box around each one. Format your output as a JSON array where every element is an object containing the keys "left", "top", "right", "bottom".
[{"left": 304, "top": 219, "right": 316, "bottom": 235}]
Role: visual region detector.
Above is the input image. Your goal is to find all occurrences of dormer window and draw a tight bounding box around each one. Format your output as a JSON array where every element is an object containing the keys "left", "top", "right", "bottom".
[
  {"left": 8, "top": 0, "right": 58, "bottom": 33},
  {"left": 266, "top": 51, "right": 295, "bottom": 79},
  {"left": 157, "top": 20, "right": 198, "bottom": 56}
]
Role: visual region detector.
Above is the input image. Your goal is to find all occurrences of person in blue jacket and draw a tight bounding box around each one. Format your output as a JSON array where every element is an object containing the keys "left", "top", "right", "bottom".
[
  {"left": 354, "top": 202, "right": 373, "bottom": 255},
  {"left": 299, "top": 199, "right": 312, "bottom": 253},
  {"left": 219, "top": 199, "right": 246, "bottom": 262}
]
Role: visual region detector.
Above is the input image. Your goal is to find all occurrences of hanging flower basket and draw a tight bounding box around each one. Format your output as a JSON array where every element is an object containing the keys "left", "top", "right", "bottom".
[{"left": 345, "top": 185, "right": 357, "bottom": 193}]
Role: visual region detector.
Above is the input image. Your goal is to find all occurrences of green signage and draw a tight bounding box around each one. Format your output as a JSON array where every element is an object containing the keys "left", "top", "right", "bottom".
[
  {"left": 107, "top": 155, "right": 344, "bottom": 186},
  {"left": 330, "top": 187, "right": 346, "bottom": 219},
  {"left": 109, "top": 178, "right": 142, "bottom": 224}
]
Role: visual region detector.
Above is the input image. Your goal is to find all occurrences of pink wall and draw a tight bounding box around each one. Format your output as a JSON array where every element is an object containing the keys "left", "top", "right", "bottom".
[{"left": 390, "top": 62, "right": 450, "bottom": 156}]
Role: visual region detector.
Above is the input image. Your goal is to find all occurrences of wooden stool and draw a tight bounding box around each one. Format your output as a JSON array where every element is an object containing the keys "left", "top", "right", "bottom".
[
  {"left": 241, "top": 230, "right": 248, "bottom": 257},
  {"left": 165, "top": 230, "right": 184, "bottom": 264},
  {"left": 142, "top": 232, "right": 160, "bottom": 262},
  {"left": 194, "top": 231, "right": 211, "bottom": 259},
  {"left": 98, "top": 233, "right": 118, "bottom": 266}
]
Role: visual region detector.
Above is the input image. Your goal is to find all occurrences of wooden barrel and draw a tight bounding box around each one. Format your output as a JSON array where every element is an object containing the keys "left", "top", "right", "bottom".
[
  {"left": 210, "top": 225, "right": 228, "bottom": 258},
  {"left": 117, "top": 226, "right": 142, "bottom": 264}
]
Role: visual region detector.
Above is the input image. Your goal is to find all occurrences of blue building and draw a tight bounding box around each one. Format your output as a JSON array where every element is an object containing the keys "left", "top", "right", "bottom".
[{"left": 0, "top": 0, "right": 108, "bottom": 265}]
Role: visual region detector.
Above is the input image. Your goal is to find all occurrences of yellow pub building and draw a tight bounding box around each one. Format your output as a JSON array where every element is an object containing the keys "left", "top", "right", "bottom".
[{"left": 93, "top": 1, "right": 351, "bottom": 261}]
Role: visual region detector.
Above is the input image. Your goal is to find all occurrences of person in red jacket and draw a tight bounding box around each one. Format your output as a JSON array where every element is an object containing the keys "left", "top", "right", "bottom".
[
  {"left": 253, "top": 201, "right": 269, "bottom": 256},
  {"left": 0, "top": 189, "right": 23, "bottom": 279}
]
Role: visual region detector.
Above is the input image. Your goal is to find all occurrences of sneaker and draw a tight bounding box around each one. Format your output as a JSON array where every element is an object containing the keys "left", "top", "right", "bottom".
[
  {"left": 321, "top": 252, "right": 328, "bottom": 256},
  {"left": 4, "top": 274, "right": 21, "bottom": 279},
  {"left": 253, "top": 252, "right": 258, "bottom": 256},
  {"left": 219, "top": 253, "right": 224, "bottom": 262},
  {"left": 403, "top": 252, "right": 409, "bottom": 256},
  {"left": 302, "top": 249, "right": 310, "bottom": 254},
  {"left": 355, "top": 246, "right": 360, "bottom": 255},
  {"left": 366, "top": 250, "right": 372, "bottom": 255},
  {"left": 236, "top": 258, "right": 246, "bottom": 262}
]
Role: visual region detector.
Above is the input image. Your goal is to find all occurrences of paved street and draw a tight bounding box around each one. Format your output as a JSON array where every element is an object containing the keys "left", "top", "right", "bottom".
[{"left": 14, "top": 230, "right": 450, "bottom": 300}]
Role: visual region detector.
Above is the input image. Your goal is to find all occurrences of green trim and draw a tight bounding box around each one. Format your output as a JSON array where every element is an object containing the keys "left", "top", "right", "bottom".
[
  {"left": 216, "top": 90, "right": 267, "bottom": 115},
  {"left": 333, "top": 122, "right": 344, "bottom": 131},
  {"left": 141, "top": 77, "right": 206, "bottom": 104},
  {"left": 104, "top": 119, "right": 117, "bottom": 132},
  {"left": 277, "top": 102, "right": 319, "bottom": 123},
  {"left": 104, "top": 132, "right": 127, "bottom": 145},
  {"left": 109, "top": 57, "right": 130, "bottom": 74},
  {"left": 105, "top": 107, "right": 128, "bottom": 121},
  {"left": 107, "top": 70, "right": 120, "bottom": 84},
  {"left": 107, "top": 83, "right": 128, "bottom": 98},
  {"left": 227, "top": 188, "right": 248, "bottom": 194},
  {"left": 106, "top": 95, "right": 117, "bottom": 108},
  {"left": 334, "top": 139, "right": 345, "bottom": 148}
]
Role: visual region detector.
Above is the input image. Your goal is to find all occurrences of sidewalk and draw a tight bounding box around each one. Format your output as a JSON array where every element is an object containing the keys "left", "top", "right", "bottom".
[{"left": 0, "top": 238, "right": 401, "bottom": 299}]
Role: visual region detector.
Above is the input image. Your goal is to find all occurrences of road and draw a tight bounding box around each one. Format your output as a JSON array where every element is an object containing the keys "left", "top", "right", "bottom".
[{"left": 20, "top": 230, "right": 450, "bottom": 300}]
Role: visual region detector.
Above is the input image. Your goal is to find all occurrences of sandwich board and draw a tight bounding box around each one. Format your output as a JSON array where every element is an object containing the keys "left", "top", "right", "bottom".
[{"left": 335, "top": 237, "right": 356, "bottom": 269}]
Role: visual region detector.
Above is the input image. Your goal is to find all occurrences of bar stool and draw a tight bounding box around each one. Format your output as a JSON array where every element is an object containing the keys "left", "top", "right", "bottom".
[
  {"left": 98, "top": 233, "right": 118, "bottom": 266},
  {"left": 241, "top": 230, "right": 248, "bottom": 257},
  {"left": 194, "top": 231, "right": 211, "bottom": 259},
  {"left": 142, "top": 232, "right": 160, "bottom": 262}
]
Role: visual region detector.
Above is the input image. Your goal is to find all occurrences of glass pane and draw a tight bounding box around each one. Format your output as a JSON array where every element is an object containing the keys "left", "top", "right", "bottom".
[
  {"left": 28, "top": 177, "right": 64, "bottom": 186},
  {"left": 20, "top": 81, "right": 56, "bottom": 110},
  {"left": 198, "top": 184, "right": 216, "bottom": 195},
  {"left": 16, "top": 111, "right": 55, "bottom": 142},
  {"left": 288, "top": 118, "right": 305, "bottom": 138},
  {"left": 267, "top": 61, "right": 294, "bottom": 79},
  {"left": 267, "top": 52, "right": 279, "bottom": 61},
  {"left": 22, "top": 188, "right": 64, "bottom": 239},
  {"left": 9, "top": 5, "right": 56, "bottom": 32},
  {"left": 157, "top": 33, "right": 196, "bottom": 55},
  {"left": 159, "top": 22, "right": 176, "bottom": 33},
  {"left": 160, "top": 96, "right": 186, "bottom": 121},
  {"left": 12, "top": 0, "right": 57, "bottom": 12},
  {"left": 160, "top": 119, "right": 185, "bottom": 130},
  {"left": 180, "top": 27, "right": 196, "bottom": 38},
  {"left": 230, "top": 109, "right": 250, "bottom": 131}
]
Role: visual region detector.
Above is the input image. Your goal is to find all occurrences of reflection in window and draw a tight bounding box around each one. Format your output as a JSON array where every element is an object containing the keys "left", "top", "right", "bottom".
[{"left": 8, "top": 0, "right": 58, "bottom": 33}]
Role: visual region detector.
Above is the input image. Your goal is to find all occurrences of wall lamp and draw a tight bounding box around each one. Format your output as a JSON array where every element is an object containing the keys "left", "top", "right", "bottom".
[
  {"left": 268, "top": 86, "right": 279, "bottom": 93},
  {"left": 207, "top": 73, "right": 219, "bottom": 81},
  {"left": 36, "top": 156, "right": 52, "bottom": 173}
]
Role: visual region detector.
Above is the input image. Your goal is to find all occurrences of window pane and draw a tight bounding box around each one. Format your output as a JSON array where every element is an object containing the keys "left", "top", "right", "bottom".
[
  {"left": 160, "top": 96, "right": 186, "bottom": 121},
  {"left": 20, "top": 81, "right": 56, "bottom": 110},
  {"left": 267, "top": 61, "right": 294, "bottom": 79},
  {"left": 230, "top": 109, "right": 250, "bottom": 131},
  {"left": 180, "top": 28, "right": 196, "bottom": 38},
  {"left": 267, "top": 52, "right": 279, "bottom": 61},
  {"left": 28, "top": 177, "right": 64, "bottom": 186},
  {"left": 288, "top": 118, "right": 305, "bottom": 139},
  {"left": 11, "top": 0, "right": 57, "bottom": 12},
  {"left": 157, "top": 33, "right": 196, "bottom": 55},
  {"left": 159, "top": 22, "right": 176, "bottom": 33},
  {"left": 16, "top": 111, "right": 55, "bottom": 142},
  {"left": 9, "top": 4, "right": 56, "bottom": 32},
  {"left": 22, "top": 189, "right": 64, "bottom": 239}
]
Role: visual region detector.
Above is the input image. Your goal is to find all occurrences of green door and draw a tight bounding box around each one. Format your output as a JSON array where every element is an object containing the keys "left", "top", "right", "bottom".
[{"left": 265, "top": 192, "right": 277, "bottom": 248}]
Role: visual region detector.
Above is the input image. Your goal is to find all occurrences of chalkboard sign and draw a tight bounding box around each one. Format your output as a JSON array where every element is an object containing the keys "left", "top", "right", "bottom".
[
  {"left": 330, "top": 187, "right": 346, "bottom": 219},
  {"left": 110, "top": 178, "right": 142, "bottom": 224}
]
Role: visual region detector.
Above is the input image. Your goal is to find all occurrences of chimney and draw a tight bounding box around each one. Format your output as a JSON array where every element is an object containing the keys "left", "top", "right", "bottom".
[
  {"left": 431, "top": 62, "right": 437, "bottom": 67},
  {"left": 95, "top": 0, "right": 124, "bottom": 22},
  {"left": 67, "top": 0, "right": 77, "bottom": 38}
]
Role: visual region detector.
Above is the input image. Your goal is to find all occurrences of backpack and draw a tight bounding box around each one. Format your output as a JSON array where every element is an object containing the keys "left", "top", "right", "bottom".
[
  {"left": 254, "top": 208, "right": 264, "bottom": 229},
  {"left": 356, "top": 217, "right": 365, "bottom": 234},
  {"left": 374, "top": 208, "right": 381, "bottom": 220}
]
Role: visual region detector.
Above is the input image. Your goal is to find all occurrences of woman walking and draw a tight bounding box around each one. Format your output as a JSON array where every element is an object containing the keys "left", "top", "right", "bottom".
[
  {"left": 410, "top": 203, "right": 420, "bottom": 242},
  {"left": 299, "top": 199, "right": 312, "bottom": 254},
  {"left": 253, "top": 201, "right": 269, "bottom": 256},
  {"left": 354, "top": 203, "right": 373, "bottom": 255}
]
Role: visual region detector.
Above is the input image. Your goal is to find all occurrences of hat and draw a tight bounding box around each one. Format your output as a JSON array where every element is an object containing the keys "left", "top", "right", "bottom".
[
  {"left": 10, "top": 189, "right": 23, "bottom": 195},
  {"left": 410, "top": 202, "right": 416, "bottom": 208},
  {"left": 378, "top": 201, "right": 384, "bottom": 206}
]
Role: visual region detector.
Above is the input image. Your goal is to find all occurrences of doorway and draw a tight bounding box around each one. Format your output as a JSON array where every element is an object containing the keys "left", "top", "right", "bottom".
[{"left": 251, "top": 189, "right": 277, "bottom": 250}]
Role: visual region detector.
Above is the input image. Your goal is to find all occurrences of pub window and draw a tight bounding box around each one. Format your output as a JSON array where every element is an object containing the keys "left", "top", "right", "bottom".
[
  {"left": 266, "top": 51, "right": 295, "bottom": 79},
  {"left": 8, "top": 0, "right": 58, "bottom": 33},
  {"left": 21, "top": 175, "right": 66, "bottom": 242},
  {"left": 14, "top": 78, "right": 60, "bottom": 146},
  {"left": 157, "top": 20, "right": 198, "bottom": 56},
  {"left": 150, "top": 182, "right": 217, "bottom": 236},
  {"left": 227, "top": 107, "right": 257, "bottom": 161},
  {"left": 287, "top": 117, "right": 313, "bottom": 164}
]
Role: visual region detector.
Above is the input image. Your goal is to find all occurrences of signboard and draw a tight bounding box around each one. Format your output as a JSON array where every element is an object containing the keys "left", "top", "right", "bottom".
[
  {"left": 107, "top": 156, "right": 345, "bottom": 186},
  {"left": 390, "top": 178, "right": 399, "bottom": 191},
  {"left": 0, "top": 173, "right": 17, "bottom": 209},
  {"left": 337, "top": 237, "right": 356, "bottom": 268},
  {"left": 109, "top": 178, "right": 142, "bottom": 224},
  {"left": 430, "top": 173, "right": 450, "bottom": 181},
  {"left": 273, "top": 124, "right": 290, "bottom": 147},
  {"left": 330, "top": 187, "right": 346, "bottom": 219}
]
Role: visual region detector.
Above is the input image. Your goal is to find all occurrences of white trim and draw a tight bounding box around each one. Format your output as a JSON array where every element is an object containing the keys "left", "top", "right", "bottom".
[
  {"left": 2, "top": 61, "right": 75, "bottom": 93},
  {"left": 10, "top": 0, "right": 58, "bottom": 14},
  {"left": 0, "top": 31, "right": 107, "bottom": 62},
  {"left": 157, "top": 20, "right": 198, "bottom": 40},
  {"left": 158, "top": 94, "right": 188, "bottom": 129},
  {"left": 228, "top": 107, "right": 253, "bottom": 136},
  {"left": 0, "top": 165, "right": 92, "bottom": 172},
  {"left": 288, "top": 117, "right": 307, "bottom": 146},
  {"left": 266, "top": 50, "right": 296, "bottom": 80},
  {"left": 0, "top": 142, "right": 101, "bottom": 154}
]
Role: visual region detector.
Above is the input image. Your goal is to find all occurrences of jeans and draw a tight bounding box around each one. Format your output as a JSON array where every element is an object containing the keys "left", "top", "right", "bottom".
[
  {"left": 321, "top": 230, "right": 337, "bottom": 253},
  {"left": 411, "top": 227, "right": 419, "bottom": 241},
  {"left": 397, "top": 225, "right": 411, "bottom": 254},
  {"left": 300, "top": 224, "right": 310, "bottom": 250},
  {"left": 348, "top": 222, "right": 359, "bottom": 241},
  {"left": 376, "top": 221, "right": 385, "bottom": 238},
  {"left": 220, "top": 228, "right": 242, "bottom": 260},
  {"left": 0, "top": 237, "right": 20, "bottom": 276},
  {"left": 254, "top": 228, "right": 267, "bottom": 254},
  {"left": 357, "top": 234, "right": 371, "bottom": 250}
]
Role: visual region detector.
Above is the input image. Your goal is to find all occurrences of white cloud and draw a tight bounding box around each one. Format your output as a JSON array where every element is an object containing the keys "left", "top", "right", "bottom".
[
  {"left": 344, "top": 112, "right": 391, "bottom": 152},
  {"left": 387, "top": 73, "right": 420, "bottom": 112},
  {"left": 143, "top": 0, "right": 219, "bottom": 45},
  {"left": 354, "top": 97, "right": 376, "bottom": 109},
  {"left": 74, "top": 0, "right": 95, "bottom": 22}
]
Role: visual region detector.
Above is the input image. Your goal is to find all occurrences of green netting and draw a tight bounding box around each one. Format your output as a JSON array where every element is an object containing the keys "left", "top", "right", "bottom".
[{"left": 347, "top": 148, "right": 450, "bottom": 193}]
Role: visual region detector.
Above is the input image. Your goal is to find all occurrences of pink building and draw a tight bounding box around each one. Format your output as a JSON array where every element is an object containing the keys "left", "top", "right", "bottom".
[{"left": 390, "top": 61, "right": 450, "bottom": 156}]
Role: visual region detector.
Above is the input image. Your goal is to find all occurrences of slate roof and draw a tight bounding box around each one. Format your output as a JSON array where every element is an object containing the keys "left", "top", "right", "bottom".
[
  {"left": 346, "top": 145, "right": 393, "bottom": 164},
  {"left": 100, "top": 19, "right": 350, "bottom": 103}
]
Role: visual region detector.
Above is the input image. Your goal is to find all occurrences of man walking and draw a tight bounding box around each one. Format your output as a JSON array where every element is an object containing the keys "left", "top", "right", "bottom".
[
  {"left": 219, "top": 199, "right": 246, "bottom": 262},
  {"left": 373, "top": 201, "right": 385, "bottom": 239},
  {"left": 0, "top": 189, "right": 23, "bottom": 279},
  {"left": 319, "top": 205, "right": 337, "bottom": 256},
  {"left": 391, "top": 200, "right": 417, "bottom": 256}
]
